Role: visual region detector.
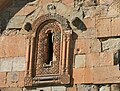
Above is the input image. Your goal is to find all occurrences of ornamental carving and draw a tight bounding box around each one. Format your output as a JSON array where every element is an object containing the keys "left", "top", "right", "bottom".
[{"left": 25, "top": 14, "right": 72, "bottom": 87}]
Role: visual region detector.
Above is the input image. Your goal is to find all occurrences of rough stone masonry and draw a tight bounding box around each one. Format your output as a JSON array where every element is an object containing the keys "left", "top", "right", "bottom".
[{"left": 0, "top": 0, "right": 120, "bottom": 91}]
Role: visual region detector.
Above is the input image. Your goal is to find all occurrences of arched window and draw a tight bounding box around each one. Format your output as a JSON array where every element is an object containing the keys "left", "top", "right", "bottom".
[{"left": 25, "top": 14, "right": 72, "bottom": 86}]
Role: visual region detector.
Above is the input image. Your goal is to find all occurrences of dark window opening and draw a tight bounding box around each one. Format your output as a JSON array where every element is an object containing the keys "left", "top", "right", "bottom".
[{"left": 46, "top": 32, "right": 53, "bottom": 65}]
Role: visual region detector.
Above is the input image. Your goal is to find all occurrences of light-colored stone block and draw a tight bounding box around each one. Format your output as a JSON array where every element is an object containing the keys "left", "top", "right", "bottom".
[
  {"left": 37, "top": 87, "right": 51, "bottom": 91},
  {"left": 6, "top": 16, "right": 26, "bottom": 29},
  {"left": 99, "top": 85, "right": 110, "bottom": 91},
  {"left": 0, "top": 59, "right": 12, "bottom": 72},
  {"left": 12, "top": 57, "right": 26, "bottom": 71},
  {"left": 75, "top": 54, "right": 85, "bottom": 68},
  {"left": 52, "top": 86, "right": 66, "bottom": 91}
]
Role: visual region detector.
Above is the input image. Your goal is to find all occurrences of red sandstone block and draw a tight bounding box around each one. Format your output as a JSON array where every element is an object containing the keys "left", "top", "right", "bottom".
[
  {"left": 96, "top": 18, "right": 112, "bottom": 37},
  {"left": 83, "top": 18, "right": 95, "bottom": 29},
  {"left": 112, "top": 18, "right": 120, "bottom": 36},
  {"left": 62, "top": 0, "right": 74, "bottom": 6},
  {"left": 41, "top": 0, "right": 52, "bottom": 5},
  {"left": 99, "top": 52, "right": 114, "bottom": 66},
  {"left": 73, "top": 68, "right": 84, "bottom": 84},
  {"left": 18, "top": 71, "right": 25, "bottom": 87},
  {"left": 0, "top": 72, "right": 8, "bottom": 87},
  {"left": 76, "top": 39, "right": 91, "bottom": 54},
  {"left": 86, "top": 52, "right": 114, "bottom": 67},
  {"left": 73, "top": 67, "right": 93, "bottom": 84},
  {"left": 84, "top": 67, "right": 93, "bottom": 83},
  {"left": 0, "top": 35, "right": 26, "bottom": 58},
  {"left": 86, "top": 53, "right": 100, "bottom": 67},
  {"left": 93, "top": 66, "right": 120, "bottom": 84}
]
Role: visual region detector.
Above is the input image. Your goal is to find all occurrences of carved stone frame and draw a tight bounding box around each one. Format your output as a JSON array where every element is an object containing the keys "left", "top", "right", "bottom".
[{"left": 25, "top": 14, "right": 72, "bottom": 87}]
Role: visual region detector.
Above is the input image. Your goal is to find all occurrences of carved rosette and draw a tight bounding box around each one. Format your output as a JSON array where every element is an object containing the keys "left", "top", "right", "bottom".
[{"left": 25, "top": 14, "right": 72, "bottom": 87}]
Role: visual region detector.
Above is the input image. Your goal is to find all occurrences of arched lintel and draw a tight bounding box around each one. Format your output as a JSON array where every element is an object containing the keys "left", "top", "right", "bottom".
[{"left": 32, "top": 13, "right": 71, "bottom": 35}]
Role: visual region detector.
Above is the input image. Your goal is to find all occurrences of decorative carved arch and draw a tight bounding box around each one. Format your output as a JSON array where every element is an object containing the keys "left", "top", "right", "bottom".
[{"left": 25, "top": 14, "right": 72, "bottom": 87}]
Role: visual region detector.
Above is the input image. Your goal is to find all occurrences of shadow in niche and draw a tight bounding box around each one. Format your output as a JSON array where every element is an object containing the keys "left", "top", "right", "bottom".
[
  {"left": 68, "top": 32, "right": 78, "bottom": 86},
  {"left": 72, "top": 17, "right": 87, "bottom": 31},
  {"left": 0, "top": 0, "right": 36, "bottom": 33}
]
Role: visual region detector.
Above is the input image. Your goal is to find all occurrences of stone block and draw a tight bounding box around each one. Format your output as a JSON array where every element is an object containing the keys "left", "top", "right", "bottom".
[
  {"left": 52, "top": 86, "right": 66, "bottom": 91},
  {"left": 5, "top": 88, "right": 22, "bottom": 91},
  {"left": 77, "top": 85, "right": 91, "bottom": 91},
  {"left": 0, "top": 72, "right": 7, "bottom": 87},
  {"left": 73, "top": 68, "right": 84, "bottom": 84},
  {"left": 99, "top": 52, "right": 114, "bottom": 66},
  {"left": 7, "top": 72, "right": 19, "bottom": 87},
  {"left": 86, "top": 53, "right": 100, "bottom": 67},
  {"left": 74, "top": 54, "right": 85, "bottom": 68},
  {"left": 6, "top": 16, "right": 26, "bottom": 29},
  {"left": 86, "top": 52, "right": 114, "bottom": 67},
  {"left": 99, "top": 0, "right": 113, "bottom": 5},
  {"left": 93, "top": 66, "right": 120, "bottom": 83},
  {"left": 12, "top": 57, "right": 26, "bottom": 71},
  {"left": 62, "top": 0, "right": 74, "bottom": 6},
  {"left": 111, "top": 84, "right": 120, "bottom": 91},
  {"left": 99, "top": 85, "right": 110, "bottom": 91},
  {"left": 76, "top": 39, "right": 91, "bottom": 54},
  {"left": 0, "top": 59, "right": 12, "bottom": 72},
  {"left": 37, "top": 87, "right": 51, "bottom": 91},
  {"left": 90, "top": 39, "right": 101, "bottom": 53},
  {"left": 111, "top": 17, "right": 120, "bottom": 36},
  {"left": 83, "top": 18, "right": 95, "bottom": 29},
  {"left": 0, "top": 35, "right": 26, "bottom": 58},
  {"left": 96, "top": 18, "right": 112, "bottom": 37},
  {"left": 16, "top": 5, "right": 36, "bottom": 16},
  {"left": 84, "top": 68, "right": 93, "bottom": 83},
  {"left": 101, "top": 38, "right": 120, "bottom": 52},
  {"left": 18, "top": 72, "right": 25, "bottom": 87},
  {"left": 67, "top": 86, "right": 77, "bottom": 91}
]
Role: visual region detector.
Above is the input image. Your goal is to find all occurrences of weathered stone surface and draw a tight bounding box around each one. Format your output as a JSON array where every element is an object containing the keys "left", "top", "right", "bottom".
[
  {"left": 52, "top": 86, "right": 66, "bottom": 91},
  {"left": 0, "top": 57, "right": 26, "bottom": 72},
  {"left": 0, "top": 59, "right": 12, "bottom": 72},
  {"left": 111, "top": 84, "right": 120, "bottom": 91},
  {"left": 0, "top": 72, "right": 7, "bottom": 87},
  {"left": 12, "top": 57, "right": 26, "bottom": 71},
  {"left": 99, "top": 85, "right": 110, "bottom": 91},
  {"left": 84, "top": 67, "right": 93, "bottom": 83},
  {"left": 101, "top": 38, "right": 120, "bottom": 52},
  {"left": 93, "top": 66, "right": 120, "bottom": 83},
  {"left": 5, "top": 88, "right": 22, "bottom": 91},
  {"left": 6, "top": 16, "right": 26, "bottom": 29},
  {"left": 0, "top": 35, "right": 26, "bottom": 58},
  {"left": 16, "top": 5, "right": 36, "bottom": 16},
  {"left": 37, "top": 87, "right": 51, "bottom": 91},
  {"left": 111, "top": 17, "right": 120, "bottom": 36},
  {"left": 7, "top": 72, "right": 19, "bottom": 87},
  {"left": 73, "top": 67, "right": 93, "bottom": 84},
  {"left": 75, "top": 54, "right": 85, "bottom": 68},
  {"left": 96, "top": 18, "right": 112, "bottom": 37},
  {"left": 73, "top": 68, "right": 84, "bottom": 84},
  {"left": 18, "top": 72, "right": 25, "bottom": 87}
]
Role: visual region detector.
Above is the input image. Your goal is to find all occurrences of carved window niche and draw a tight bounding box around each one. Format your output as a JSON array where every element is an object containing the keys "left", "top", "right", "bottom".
[{"left": 25, "top": 14, "right": 72, "bottom": 87}]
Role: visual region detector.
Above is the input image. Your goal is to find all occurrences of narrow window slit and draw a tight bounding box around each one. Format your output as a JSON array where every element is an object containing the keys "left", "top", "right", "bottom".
[{"left": 46, "top": 32, "right": 53, "bottom": 65}]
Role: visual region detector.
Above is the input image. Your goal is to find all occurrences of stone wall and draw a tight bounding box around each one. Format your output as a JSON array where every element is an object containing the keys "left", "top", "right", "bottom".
[{"left": 0, "top": 0, "right": 120, "bottom": 91}]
